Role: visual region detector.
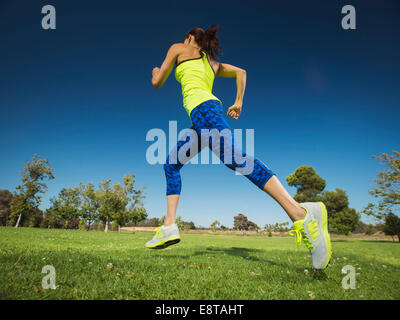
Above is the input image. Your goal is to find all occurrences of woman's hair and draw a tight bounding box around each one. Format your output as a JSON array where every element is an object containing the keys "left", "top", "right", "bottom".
[{"left": 186, "top": 24, "right": 222, "bottom": 60}]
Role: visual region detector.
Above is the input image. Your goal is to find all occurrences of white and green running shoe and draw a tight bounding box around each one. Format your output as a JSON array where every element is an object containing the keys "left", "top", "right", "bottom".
[
  {"left": 289, "top": 202, "right": 332, "bottom": 270},
  {"left": 145, "top": 224, "right": 181, "bottom": 249}
]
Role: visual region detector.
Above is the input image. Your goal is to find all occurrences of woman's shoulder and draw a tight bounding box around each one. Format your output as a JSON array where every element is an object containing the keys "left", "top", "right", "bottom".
[{"left": 168, "top": 43, "right": 187, "bottom": 53}]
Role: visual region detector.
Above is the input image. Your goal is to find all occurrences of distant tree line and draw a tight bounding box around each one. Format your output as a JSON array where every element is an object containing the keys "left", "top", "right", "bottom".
[
  {"left": 1, "top": 151, "right": 399, "bottom": 240},
  {"left": 0, "top": 154, "right": 148, "bottom": 232},
  {"left": 264, "top": 222, "right": 290, "bottom": 233}
]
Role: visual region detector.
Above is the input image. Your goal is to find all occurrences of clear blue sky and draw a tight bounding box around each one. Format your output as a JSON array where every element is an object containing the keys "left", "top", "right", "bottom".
[{"left": 1, "top": 0, "right": 399, "bottom": 228}]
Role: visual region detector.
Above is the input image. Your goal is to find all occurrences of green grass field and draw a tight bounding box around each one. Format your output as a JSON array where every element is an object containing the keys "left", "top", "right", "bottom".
[{"left": 0, "top": 227, "right": 399, "bottom": 300}]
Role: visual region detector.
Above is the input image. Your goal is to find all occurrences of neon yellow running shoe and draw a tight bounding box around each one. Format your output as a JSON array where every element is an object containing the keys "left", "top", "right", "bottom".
[
  {"left": 145, "top": 224, "right": 181, "bottom": 249},
  {"left": 289, "top": 202, "right": 332, "bottom": 269}
]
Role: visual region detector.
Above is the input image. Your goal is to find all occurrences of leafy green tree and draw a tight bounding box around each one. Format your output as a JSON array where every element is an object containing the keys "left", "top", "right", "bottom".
[
  {"left": 210, "top": 220, "right": 221, "bottom": 231},
  {"left": 114, "top": 174, "right": 147, "bottom": 232},
  {"left": 78, "top": 219, "right": 87, "bottom": 231},
  {"left": 0, "top": 190, "right": 13, "bottom": 226},
  {"left": 41, "top": 209, "right": 60, "bottom": 228},
  {"left": 147, "top": 217, "right": 161, "bottom": 226},
  {"left": 159, "top": 215, "right": 166, "bottom": 226},
  {"left": 287, "top": 166, "right": 359, "bottom": 235},
  {"left": 109, "top": 184, "right": 130, "bottom": 233},
  {"left": 321, "top": 188, "right": 359, "bottom": 235},
  {"left": 354, "top": 221, "right": 382, "bottom": 235},
  {"left": 9, "top": 155, "right": 55, "bottom": 227},
  {"left": 286, "top": 165, "right": 326, "bottom": 202},
  {"left": 78, "top": 183, "right": 99, "bottom": 230},
  {"left": 264, "top": 222, "right": 289, "bottom": 232},
  {"left": 97, "top": 174, "right": 146, "bottom": 232},
  {"left": 97, "top": 180, "right": 116, "bottom": 232},
  {"left": 321, "top": 188, "right": 349, "bottom": 214},
  {"left": 362, "top": 151, "right": 400, "bottom": 220},
  {"left": 383, "top": 213, "right": 400, "bottom": 242},
  {"left": 47, "top": 187, "right": 82, "bottom": 229},
  {"left": 26, "top": 208, "right": 44, "bottom": 228},
  {"left": 158, "top": 214, "right": 192, "bottom": 230},
  {"left": 328, "top": 207, "right": 359, "bottom": 235},
  {"left": 130, "top": 207, "right": 148, "bottom": 227},
  {"left": 137, "top": 217, "right": 160, "bottom": 227},
  {"left": 175, "top": 214, "right": 185, "bottom": 230},
  {"left": 182, "top": 221, "right": 196, "bottom": 230},
  {"left": 365, "top": 224, "right": 377, "bottom": 235}
]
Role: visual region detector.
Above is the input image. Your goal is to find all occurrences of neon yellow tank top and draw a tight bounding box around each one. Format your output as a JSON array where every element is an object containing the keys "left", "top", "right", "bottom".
[{"left": 174, "top": 50, "right": 222, "bottom": 116}]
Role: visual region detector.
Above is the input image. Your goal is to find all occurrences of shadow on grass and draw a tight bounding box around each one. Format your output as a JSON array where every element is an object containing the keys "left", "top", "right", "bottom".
[
  {"left": 196, "top": 246, "right": 280, "bottom": 264},
  {"left": 152, "top": 246, "right": 279, "bottom": 264},
  {"left": 151, "top": 246, "right": 330, "bottom": 280},
  {"left": 332, "top": 239, "right": 398, "bottom": 244}
]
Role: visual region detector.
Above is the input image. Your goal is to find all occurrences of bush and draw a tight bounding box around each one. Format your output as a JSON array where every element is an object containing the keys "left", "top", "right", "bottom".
[
  {"left": 365, "top": 224, "right": 376, "bottom": 235},
  {"left": 96, "top": 222, "right": 104, "bottom": 231},
  {"left": 328, "top": 208, "right": 360, "bottom": 235},
  {"left": 79, "top": 220, "right": 87, "bottom": 231},
  {"left": 383, "top": 213, "right": 400, "bottom": 242}
]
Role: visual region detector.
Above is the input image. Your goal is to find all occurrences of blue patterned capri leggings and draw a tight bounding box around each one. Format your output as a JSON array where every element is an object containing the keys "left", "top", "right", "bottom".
[{"left": 164, "top": 99, "right": 275, "bottom": 195}]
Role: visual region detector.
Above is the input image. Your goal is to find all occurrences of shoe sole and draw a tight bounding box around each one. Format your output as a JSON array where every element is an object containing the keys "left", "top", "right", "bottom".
[
  {"left": 146, "top": 236, "right": 181, "bottom": 249},
  {"left": 318, "top": 202, "right": 332, "bottom": 269}
]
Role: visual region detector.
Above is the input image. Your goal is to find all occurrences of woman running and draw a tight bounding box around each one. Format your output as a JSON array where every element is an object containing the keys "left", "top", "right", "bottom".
[{"left": 146, "top": 25, "right": 332, "bottom": 269}]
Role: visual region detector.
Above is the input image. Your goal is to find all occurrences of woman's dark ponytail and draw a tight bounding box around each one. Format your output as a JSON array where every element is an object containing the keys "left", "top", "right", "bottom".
[
  {"left": 187, "top": 24, "right": 222, "bottom": 60},
  {"left": 203, "top": 24, "right": 221, "bottom": 60}
]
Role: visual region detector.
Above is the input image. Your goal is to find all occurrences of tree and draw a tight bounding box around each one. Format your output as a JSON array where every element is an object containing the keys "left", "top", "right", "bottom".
[
  {"left": 353, "top": 221, "right": 382, "bottom": 235},
  {"left": 210, "top": 220, "right": 221, "bottom": 231},
  {"left": 247, "top": 220, "right": 259, "bottom": 231},
  {"left": 115, "top": 174, "right": 147, "bottom": 233},
  {"left": 26, "top": 208, "right": 45, "bottom": 228},
  {"left": 47, "top": 187, "right": 82, "bottom": 229},
  {"left": 233, "top": 213, "right": 258, "bottom": 231},
  {"left": 78, "top": 183, "right": 99, "bottom": 230},
  {"left": 0, "top": 190, "right": 13, "bottom": 226},
  {"left": 182, "top": 221, "right": 196, "bottom": 230},
  {"left": 383, "top": 213, "right": 400, "bottom": 242},
  {"left": 287, "top": 166, "right": 359, "bottom": 235},
  {"left": 160, "top": 215, "right": 166, "bottom": 226},
  {"left": 130, "top": 207, "right": 148, "bottom": 227},
  {"left": 136, "top": 217, "right": 160, "bottom": 227},
  {"left": 175, "top": 215, "right": 185, "bottom": 230},
  {"left": 109, "top": 183, "right": 131, "bottom": 233},
  {"left": 328, "top": 207, "right": 359, "bottom": 235},
  {"left": 321, "top": 188, "right": 360, "bottom": 235},
  {"left": 286, "top": 165, "right": 326, "bottom": 202},
  {"left": 97, "top": 180, "right": 116, "bottom": 232},
  {"left": 97, "top": 174, "right": 146, "bottom": 232},
  {"left": 158, "top": 215, "right": 193, "bottom": 230},
  {"left": 362, "top": 151, "right": 400, "bottom": 220},
  {"left": 234, "top": 214, "right": 249, "bottom": 230},
  {"left": 264, "top": 222, "right": 290, "bottom": 233},
  {"left": 128, "top": 207, "right": 147, "bottom": 234},
  {"left": 9, "top": 155, "right": 55, "bottom": 227}
]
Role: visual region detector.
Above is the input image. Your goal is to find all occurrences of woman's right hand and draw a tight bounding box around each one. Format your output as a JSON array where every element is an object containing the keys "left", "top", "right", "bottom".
[
  {"left": 227, "top": 104, "right": 242, "bottom": 120},
  {"left": 152, "top": 67, "right": 160, "bottom": 78}
]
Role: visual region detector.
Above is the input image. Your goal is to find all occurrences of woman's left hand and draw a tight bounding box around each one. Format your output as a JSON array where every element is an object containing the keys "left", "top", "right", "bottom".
[{"left": 227, "top": 104, "right": 242, "bottom": 120}]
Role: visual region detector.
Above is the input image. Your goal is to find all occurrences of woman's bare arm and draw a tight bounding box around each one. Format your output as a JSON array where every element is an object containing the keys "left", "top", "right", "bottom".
[
  {"left": 215, "top": 62, "right": 247, "bottom": 120},
  {"left": 152, "top": 43, "right": 183, "bottom": 89}
]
